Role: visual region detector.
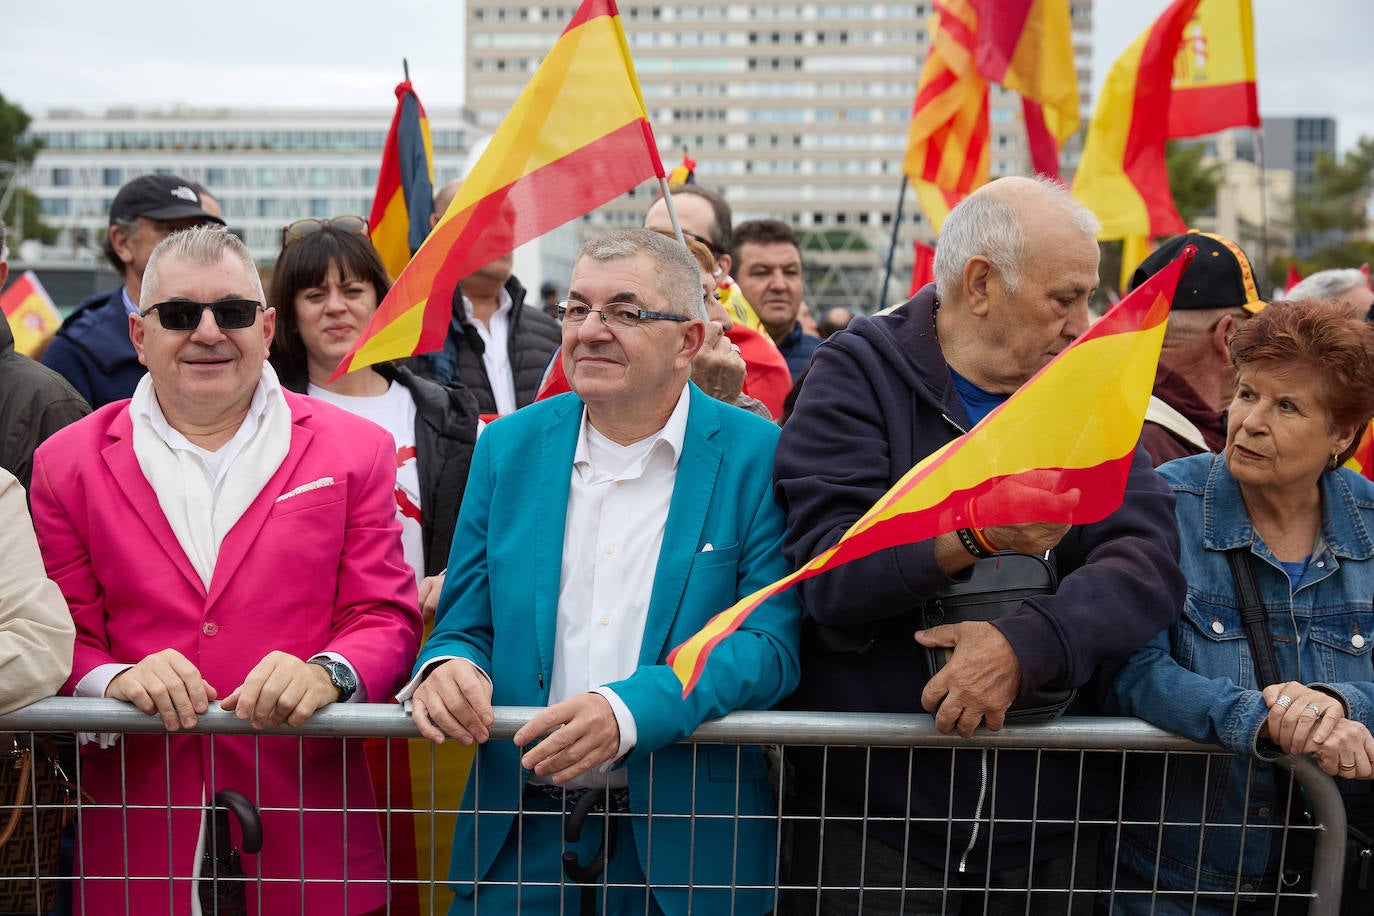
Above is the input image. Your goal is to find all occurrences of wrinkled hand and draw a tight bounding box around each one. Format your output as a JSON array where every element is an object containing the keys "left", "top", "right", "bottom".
[
  {"left": 980, "top": 521, "right": 1071, "bottom": 556},
  {"left": 410, "top": 658, "right": 494, "bottom": 746},
  {"left": 220, "top": 651, "right": 339, "bottom": 728},
  {"left": 514, "top": 693, "right": 621, "bottom": 785},
  {"left": 418, "top": 573, "right": 445, "bottom": 627},
  {"left": 1301, "top": 717, "right": 1374, "bottom": 779},
  {"left": 690, "top": 321, "right": 746, "bottom": 404},
  {"left": 1261, "top": 682, "right": 1346, "bottom": 756},
  {"left": 916, "top": 622, "right": 1021, "bottom": 737},
  {"left": 106, "top": 648, "right": 217, "bottom": 732}
]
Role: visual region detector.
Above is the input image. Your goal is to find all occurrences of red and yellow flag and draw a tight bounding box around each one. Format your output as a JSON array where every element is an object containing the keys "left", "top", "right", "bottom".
[
  {"left": 1071, "top": 0, "right": 1203, "bottom": 239},
  {"left": 334, "top": 0, "right": 665, "bottom": 377},
  {"left": 1, "top": 271, "right": 63, "bottom": 357},
  {"left": 905, "top": 0, "right": 989, "bottom": 234},
  {"left": 1168, "top": 0, "right": 1260, "bottom": 138},
  {"left": 667, "top": 247, "right": 1197, "bottom": 695},
  {"left": 369, "top": 79, "right": 436, "bottom": 282}
]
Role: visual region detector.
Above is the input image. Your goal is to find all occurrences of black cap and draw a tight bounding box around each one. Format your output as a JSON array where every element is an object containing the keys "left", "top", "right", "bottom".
[
  {"left": 540, "top": 280, "right": 558, "bottom": 296},
  {"left": 109, "top": 174, "right": 225, "bottom": 227},
  {"left": 1129, "top": 230, "right": 1266, "bottom": 314}
]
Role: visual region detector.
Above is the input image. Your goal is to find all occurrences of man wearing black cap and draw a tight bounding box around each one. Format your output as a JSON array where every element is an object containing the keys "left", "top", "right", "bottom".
[
  {"left": 1129, "top": 230, "right": 1267, "bottom": 465},
  {"left": 41, "top": 174, "right": 224, "bottom": 408}
]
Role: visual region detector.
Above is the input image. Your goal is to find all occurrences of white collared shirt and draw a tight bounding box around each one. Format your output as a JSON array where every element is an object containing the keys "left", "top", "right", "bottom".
[{"left": 463, "top": 288, "right": 518, "bottom": 415}]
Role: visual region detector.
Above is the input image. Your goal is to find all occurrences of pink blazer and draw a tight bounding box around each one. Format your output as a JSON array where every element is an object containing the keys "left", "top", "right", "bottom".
[{"left": 31, "top": 391, "right": 421, "bottom": 916}]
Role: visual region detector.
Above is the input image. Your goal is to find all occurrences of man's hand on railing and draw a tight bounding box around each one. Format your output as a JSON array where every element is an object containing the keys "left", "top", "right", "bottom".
[
  {"left": 105, "top": 648, "right": 217, "bottom": 732},
  {"left": 514, "top": 693, "right": 621, "bottom": 785},
  {"left": 220, "top": 651, "right": 339, "bottom": 729},
  {"left": 410, "top": 658, "right": 495, "bottom": 746},
  {"left": 915, "top": 621, "right": 1021, "bottom": 738}
]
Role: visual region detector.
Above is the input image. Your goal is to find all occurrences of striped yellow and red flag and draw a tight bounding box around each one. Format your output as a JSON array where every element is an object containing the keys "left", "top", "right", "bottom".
[
  {"left": 1168, "top": 0, "right": 1260, "bottom": 138},
  {"left": 975, "top": 0, "right": 1080, "bottom": 177},
  {"left": 1346, "top": 423, "right": 1374, "bottom": 482},
  {"left": 369, "top": 79, "right": 436, "bottom": 282},
  {"left": 1071, "top": 0, "right": 1202, "bottom": 239},
  {"left": 667, "top": 246, "right": 1197, "bottom": 695},
  {"left": 1, "top": 270, "right": 63, "bottom": 357},
  {"left": 333, "top": 0, "right": 665, "bottom": 378},
  {"left": 904, "top": 0, "right": 989, "bottom": 233}
]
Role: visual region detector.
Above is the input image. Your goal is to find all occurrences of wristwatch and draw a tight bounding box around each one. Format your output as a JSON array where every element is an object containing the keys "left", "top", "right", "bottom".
[{"left": 310, "top": 659, "right": 357, "bottom": 702}]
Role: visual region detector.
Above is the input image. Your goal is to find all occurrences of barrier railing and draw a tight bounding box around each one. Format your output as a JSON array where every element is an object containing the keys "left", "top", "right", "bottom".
[{"left": 0, "top": 699, "right": 1349, "bottom": 915}]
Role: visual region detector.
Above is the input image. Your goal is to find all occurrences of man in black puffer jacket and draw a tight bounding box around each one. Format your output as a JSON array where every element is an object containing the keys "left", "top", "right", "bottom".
[{"left": 773, "top": 176, "right": 1185, "bottom": 913}]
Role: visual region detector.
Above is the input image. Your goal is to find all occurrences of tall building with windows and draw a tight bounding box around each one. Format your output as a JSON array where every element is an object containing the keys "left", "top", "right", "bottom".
[
  {"left": 21, "top": 107, "right": 481, "bottom": 267},
  {"left": 466, "top": 1, "right": 1094, "bottom": 310}
]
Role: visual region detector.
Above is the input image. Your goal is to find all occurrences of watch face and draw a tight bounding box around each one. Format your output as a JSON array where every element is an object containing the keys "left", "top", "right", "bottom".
[{"left": 334, "top": 663, "right": 357, "bottom": 693}]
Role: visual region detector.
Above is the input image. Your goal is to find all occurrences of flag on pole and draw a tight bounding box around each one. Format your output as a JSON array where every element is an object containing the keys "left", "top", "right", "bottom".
[
  {"left": 1071, "top": 0, "right": 1203, "bottom": 239},
  {"left": 369, "top": 79, "right": 435, "bottom": 281},
  {"left": 334, "top": 0, "right": 665, "bottom": 378},
  {"left": 1167, "top": 0, "right": 1260, "bottom": 138},
  {"left": 1, "top": 271, "right": 63, "bottom": 357},
  {"left": 904, "top": 0, "right": 989, "bottom": 234},
  {"left": 1284, "top": 262, "right": 1302, "bottom": 294},
  {"left": 667, "top": 150, "right": 696, "bottom": 186},
  {"left": 667, "top": 246, "right": 1196, "bottom": 695},
  {"left": 910, "top": 240, "right": 936, "bottom": 297}
]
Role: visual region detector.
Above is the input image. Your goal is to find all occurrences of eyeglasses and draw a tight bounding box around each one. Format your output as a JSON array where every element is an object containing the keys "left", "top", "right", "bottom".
[
  {"left": 140, "top": 299, "right": 265, "bottom": 331},
  {"left": 557, "top": 301, "right": 691, "bottom": 329},
  {"left": 280, "top": 216, "right": 368, "bottom": 249}
]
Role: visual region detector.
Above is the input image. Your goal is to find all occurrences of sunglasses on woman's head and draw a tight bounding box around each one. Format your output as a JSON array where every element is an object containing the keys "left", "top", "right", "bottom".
[{"left": 280, "top": 216, "right": 369, "bottom": 249}]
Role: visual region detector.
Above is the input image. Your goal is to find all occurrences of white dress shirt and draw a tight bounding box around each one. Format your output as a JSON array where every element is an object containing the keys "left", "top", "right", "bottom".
[{"left": 463, "top": 287, "right": 517, "bottom": 416}]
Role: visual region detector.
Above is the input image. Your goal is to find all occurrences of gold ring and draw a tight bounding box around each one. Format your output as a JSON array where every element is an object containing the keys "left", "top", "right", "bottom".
[{"left": 1341, "top": 762, "right": 1358, "bottom": 771}]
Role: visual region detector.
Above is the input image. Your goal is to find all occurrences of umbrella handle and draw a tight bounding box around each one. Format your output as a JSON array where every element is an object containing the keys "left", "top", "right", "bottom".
[
  {"left": 211, "top": 789, "right": 263, "bottom": 855},
  {"left": 561, "top": 789, "right": 619, "bottom": 884}
]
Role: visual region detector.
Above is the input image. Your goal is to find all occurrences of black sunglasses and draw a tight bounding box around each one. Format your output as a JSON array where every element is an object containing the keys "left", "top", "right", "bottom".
[
  {"left": 140, "top": 299, "right": 265, "bottom": 331},
  {"left": 681, "top": 229, "right": 722, "bottom": 258}
]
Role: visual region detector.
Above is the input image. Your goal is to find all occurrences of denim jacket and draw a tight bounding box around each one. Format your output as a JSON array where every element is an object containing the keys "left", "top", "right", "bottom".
[{"left": 1107, "top": 453, "right": 1374, "bottom": 895}]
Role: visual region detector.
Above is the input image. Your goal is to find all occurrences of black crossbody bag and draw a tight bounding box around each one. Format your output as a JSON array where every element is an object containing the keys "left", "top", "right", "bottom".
[{"left": 1226, "top": 548, "right": 1374, "bottom": 915}]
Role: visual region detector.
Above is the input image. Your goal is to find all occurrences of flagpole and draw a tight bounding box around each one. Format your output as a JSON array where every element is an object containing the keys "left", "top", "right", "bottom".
[
  {"left": 657, "top": 176, "right": 689, "bottom": 249},
  {"left": 1254, "top": 126, "right": 1271, "bottom": 292},
  {"left": 403, "top": 58, "right": 410, "bottom": 82},
  {"left": 878, "top": 176, "right": 908, "bottom": 312}
]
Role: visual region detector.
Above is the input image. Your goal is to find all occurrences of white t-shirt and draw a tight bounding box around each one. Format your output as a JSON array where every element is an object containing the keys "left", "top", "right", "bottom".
[{"left": 307, "top": 381, "right": 424, "bottom": 583}]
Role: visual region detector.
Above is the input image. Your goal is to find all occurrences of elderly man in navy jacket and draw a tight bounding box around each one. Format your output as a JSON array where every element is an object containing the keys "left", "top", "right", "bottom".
[{"left": 773, "top": 176, "right": 1185, "bottom": 913}]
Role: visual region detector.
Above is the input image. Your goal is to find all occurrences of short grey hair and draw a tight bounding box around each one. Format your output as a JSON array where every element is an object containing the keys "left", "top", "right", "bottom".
[
  {"left": 578, "top": 228, "right": 707, "bottom": 321},
  {"left": 142, "top": 225, "right": 263, "bottom": 308},
  {"left": 1287, "top": 268, "right": 1368, "bottom": 303},
  {"left": 933, "top": 176, "right": 1100, "bottom": 301}
]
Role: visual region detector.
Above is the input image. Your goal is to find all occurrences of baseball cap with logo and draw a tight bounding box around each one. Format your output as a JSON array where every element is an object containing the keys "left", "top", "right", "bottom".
[
  {"left": 1129, "top": 230, "right": 1266, "bottom": 314},
  {"left": 108, "top": 174, "right": 225, "bottom": 227}
]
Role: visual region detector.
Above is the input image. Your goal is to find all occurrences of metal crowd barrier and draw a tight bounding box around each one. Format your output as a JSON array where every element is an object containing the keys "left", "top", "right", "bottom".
[{"left": 0, "top": 699, "right": 1350, "bottom": 915}]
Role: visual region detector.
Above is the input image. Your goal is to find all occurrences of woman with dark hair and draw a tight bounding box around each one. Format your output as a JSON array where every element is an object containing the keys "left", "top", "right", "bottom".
[
  {"left": 269, "top": 218, "right": 479, "bottom": 619},
  {"left": 1107, "top": 300, "right": 1374, "bottom": 912}
]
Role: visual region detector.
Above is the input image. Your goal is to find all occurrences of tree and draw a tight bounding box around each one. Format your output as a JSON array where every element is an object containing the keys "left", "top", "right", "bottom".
[
  {"left": 1166, "top": 141, "right": 1224, "bottom": 227},
  {"left": 1293, "top": 136, "right": 1374, "bottom": 237},
  {"left": 0, "top": 91, "right": 58, "bottom": 245}
]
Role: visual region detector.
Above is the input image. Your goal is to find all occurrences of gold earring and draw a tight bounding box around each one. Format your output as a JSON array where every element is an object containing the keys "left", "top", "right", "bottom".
[{"left": 1331, "top": 452, "right": 1341, "bottom": 471}]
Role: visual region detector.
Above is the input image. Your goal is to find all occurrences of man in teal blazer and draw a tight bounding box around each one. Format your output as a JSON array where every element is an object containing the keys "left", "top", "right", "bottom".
[{"left": 405, "top": 228, "right": 801, "bottom": 915}]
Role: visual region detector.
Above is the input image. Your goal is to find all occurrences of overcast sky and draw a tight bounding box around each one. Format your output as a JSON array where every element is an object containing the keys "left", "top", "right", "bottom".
[{"left": 3, "top": 1, "right": 1372, "bottom": 152}]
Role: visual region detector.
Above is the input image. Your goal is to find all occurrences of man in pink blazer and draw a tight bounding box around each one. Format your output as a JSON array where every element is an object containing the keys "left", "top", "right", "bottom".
[{"left": 30, "top": 226, "right": 421, "bottom": 915}]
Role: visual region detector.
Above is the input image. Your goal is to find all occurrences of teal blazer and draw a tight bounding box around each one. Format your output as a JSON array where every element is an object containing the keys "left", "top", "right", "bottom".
[{"left": 418, "top": 384, "right": 802, "bottom": 915}]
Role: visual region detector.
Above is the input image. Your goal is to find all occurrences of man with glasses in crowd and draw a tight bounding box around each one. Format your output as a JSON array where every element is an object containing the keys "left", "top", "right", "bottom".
[
  {"left": 403, "top": 228, "right": 800, "bottom": 915},
  {"left": 42, "top": 173, "right": 224, "bottom": 407},
  {"left": 30, "top": 225, "right": 420, "bottom": 913}
]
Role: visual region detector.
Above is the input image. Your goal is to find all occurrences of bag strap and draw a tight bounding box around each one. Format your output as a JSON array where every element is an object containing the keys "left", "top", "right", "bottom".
[{"left": 1226, "top": 548, "right": 1284, "bottom": 687}]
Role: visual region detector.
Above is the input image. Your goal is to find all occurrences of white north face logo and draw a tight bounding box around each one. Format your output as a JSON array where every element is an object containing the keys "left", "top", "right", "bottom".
[{"left": 170, "top": 185, "right": 199, "bottom": 203}]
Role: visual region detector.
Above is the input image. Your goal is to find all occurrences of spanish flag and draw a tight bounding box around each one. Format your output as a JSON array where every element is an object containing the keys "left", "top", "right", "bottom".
[
  {"left": 668, "top": 246, "right": 1196, "bottom": 695},
  {"left": 1, "top": 271, "right": 63, "bottom": 357},
  {"left": 368, "top": 79, "right": 435, "bottom": 282},
  {"left": 1071, "top": 0, "right": 1203, "bottom": 239},
  {"left": 334, "top": 0, "right": 665, "bottom": 378},
  {"left": 1168, "top": 0, "right": 1260, "bottom": 138}
]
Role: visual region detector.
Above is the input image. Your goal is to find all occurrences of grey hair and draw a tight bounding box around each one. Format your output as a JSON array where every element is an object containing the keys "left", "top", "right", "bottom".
[
  {"left": 1287, "top": 268, "right": 1368, "bottom": 303},
  {"left": 578, "top": 228, "right": 707, "bottom": 321},
  {"left": 142, "top": 225, "right": 263, "bottom": 308},
  {"left": 933, "top": 176, "right": 1100, "bottom": 301}
]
